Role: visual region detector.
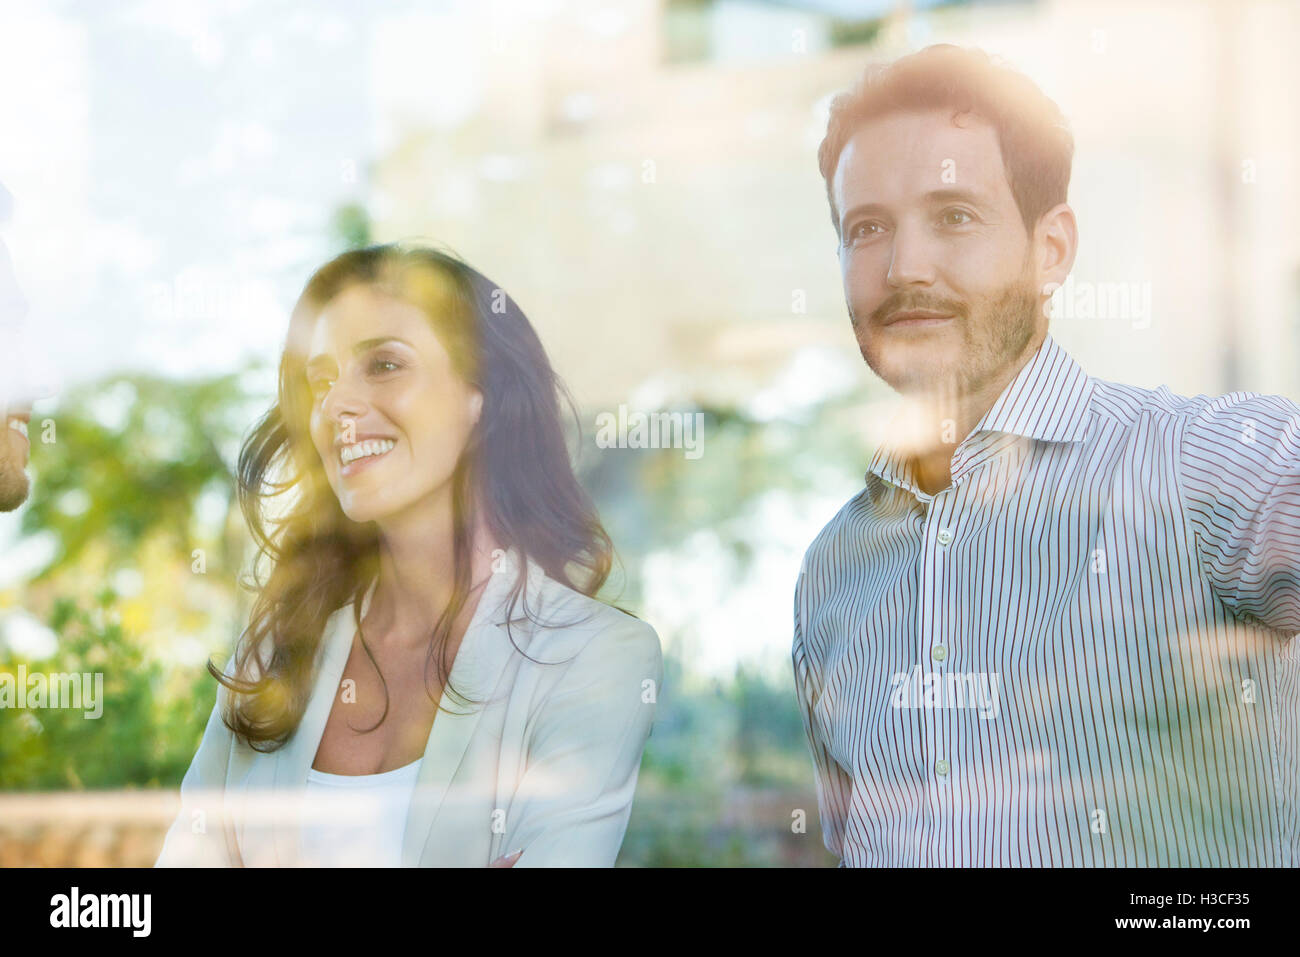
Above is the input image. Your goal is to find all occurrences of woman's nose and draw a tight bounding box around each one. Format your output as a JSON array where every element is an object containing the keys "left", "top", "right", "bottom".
[{"left": 320, "top": 377, "right": 368, "bottom": 423}]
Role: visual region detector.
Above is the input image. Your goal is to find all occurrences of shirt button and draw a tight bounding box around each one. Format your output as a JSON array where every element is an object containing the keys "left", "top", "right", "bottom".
[
  {"left": 936, "top": 528, "right": 953, "bottom": 546},
  {"left": 935, "top": 759, "right": 950, "bottom": 776},
  {"left": 932, "top": 645, "right": 947, "bottom": 662}
]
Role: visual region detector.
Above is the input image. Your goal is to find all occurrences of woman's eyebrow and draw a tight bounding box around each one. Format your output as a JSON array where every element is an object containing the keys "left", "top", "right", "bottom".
[
  {"left": 352, "top": 336, "right": 414, "bottom": 353},
  {"left": 305, "top": 337, "right": 414, "bottom": 373}
]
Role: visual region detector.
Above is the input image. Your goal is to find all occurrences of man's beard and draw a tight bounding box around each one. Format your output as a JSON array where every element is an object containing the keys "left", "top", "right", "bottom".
[
  {"left": 0, "top": 458, "right": 30, "bottom": 511},
  {"left": 851, "top": 273, "right": 1040, "bottom": 398}
]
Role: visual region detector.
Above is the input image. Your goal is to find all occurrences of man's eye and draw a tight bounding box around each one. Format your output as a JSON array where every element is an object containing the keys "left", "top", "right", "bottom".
[
  {"left": 941, "top": 208, "right": 974, "bottom": 226},
  {"left": 847, "top": 221, "right": 882, "bottom": 243}
]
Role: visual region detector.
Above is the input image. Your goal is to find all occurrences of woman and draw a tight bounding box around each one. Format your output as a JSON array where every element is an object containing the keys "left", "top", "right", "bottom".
[{"left": 156, "top": 243, "right": 662, "bottom": 867}]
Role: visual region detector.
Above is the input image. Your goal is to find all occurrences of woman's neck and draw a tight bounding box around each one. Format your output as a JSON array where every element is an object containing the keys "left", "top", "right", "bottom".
[{"left": 367, "top": 491, "right": 499, "bottom": 651}]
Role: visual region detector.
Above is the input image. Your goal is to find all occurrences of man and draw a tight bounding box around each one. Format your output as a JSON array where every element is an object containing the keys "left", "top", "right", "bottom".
[
  {"left": 1, "top": 179, "right": 40, "bottom": 512},
  {"left": 794, "top": 44, "right": 1299, "bottom": 866}
]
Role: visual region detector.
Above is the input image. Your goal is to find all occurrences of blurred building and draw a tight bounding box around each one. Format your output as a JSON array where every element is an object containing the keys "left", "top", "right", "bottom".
[{"left": 367, "top": 0, "right": 1300, "bottom": 412}]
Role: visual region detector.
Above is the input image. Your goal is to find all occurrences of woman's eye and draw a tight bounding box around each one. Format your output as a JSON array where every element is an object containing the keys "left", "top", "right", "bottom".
[
  {"left": 941, "top": 208, "right": 974, "bottom": 226},
  {"left": 369, "top": 358, "right": 401, "bottom": 375},
  {"left": 307, "top": 377, "right": 333, "bottom": 397}
]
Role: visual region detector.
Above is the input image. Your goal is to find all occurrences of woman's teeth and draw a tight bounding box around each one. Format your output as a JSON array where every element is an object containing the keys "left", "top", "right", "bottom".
[
  {"left": 7, "top": 418, "right": 28, "bottom": 439},
  {"left": 339, "top": 438, "right": 395, "bottom": 466}
]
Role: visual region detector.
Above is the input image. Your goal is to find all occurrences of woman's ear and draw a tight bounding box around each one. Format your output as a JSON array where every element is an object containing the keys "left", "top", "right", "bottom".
[{"left": 469, "top": 390, "right": 483, "bottom": 425}]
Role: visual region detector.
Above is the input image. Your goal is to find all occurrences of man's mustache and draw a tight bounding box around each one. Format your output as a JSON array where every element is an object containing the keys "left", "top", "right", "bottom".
[{"left": 863, "top": 296, "right": 967, "bottom": 326}]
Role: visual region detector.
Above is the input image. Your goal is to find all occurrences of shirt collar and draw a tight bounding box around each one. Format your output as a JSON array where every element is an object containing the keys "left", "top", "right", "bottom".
[{"left": 866, "top": 332, "right": 1094, "bottom": 494}]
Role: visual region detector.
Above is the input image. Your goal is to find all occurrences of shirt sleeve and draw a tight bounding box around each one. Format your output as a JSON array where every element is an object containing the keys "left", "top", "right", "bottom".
[
  {"left": 1177, "top": 392, "right": 1300, "bottom": 637},
  {"left": 793, "top": 558, "right": 853, "bottom": 866},
  {"left": 154, "top": 654, "right": 243, "bottom": 867},
  {"left": 501, "top": 618, "right": 663, "bottom": 867}
]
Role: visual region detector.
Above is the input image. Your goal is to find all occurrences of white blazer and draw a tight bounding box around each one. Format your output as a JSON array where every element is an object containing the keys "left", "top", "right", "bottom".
[{"left": 155, "top": 550, "right": 663, "bottom": 867}]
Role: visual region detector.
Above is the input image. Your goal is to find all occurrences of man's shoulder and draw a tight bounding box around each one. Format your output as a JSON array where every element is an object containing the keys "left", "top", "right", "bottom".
[
  {"left": 1169, "top": 389, "right": 1300, "bottom": 437},
  {"left": 798, "top": 486, "right": 875, "bottom": 584},
  {"left": 1086, "top": 375, "right": 1188, "bottom": 430},
  {"left": 1083, "top": 378, "right": 1299, "bottom": 495},
  {"left": 1089, "top": 375, "right": 1299, "bottom": 435}
]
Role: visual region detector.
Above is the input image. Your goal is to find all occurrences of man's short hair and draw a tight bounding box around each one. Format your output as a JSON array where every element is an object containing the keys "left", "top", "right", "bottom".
[{"left": 817, "top": 44, "right": 1074, "bottom": 240}]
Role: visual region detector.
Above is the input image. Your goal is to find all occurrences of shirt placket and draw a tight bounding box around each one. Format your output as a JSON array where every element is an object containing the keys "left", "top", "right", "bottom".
[{"left": 914, "top": 486, "right": 957, "bottom": 865}]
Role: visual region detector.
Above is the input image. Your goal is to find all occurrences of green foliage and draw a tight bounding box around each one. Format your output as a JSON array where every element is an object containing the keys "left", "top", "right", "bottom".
[
  {"left": 618, "top": 662, "right": 834, "bottom": 866},
  {"left": 636, "top": 662, "right": 806, "bottom": 790},
  {"left": 331, "top": 202, "right": 372, "bottom": 250},
  {"left": 21, "top": 370, "right": 258, "bottom": 581},
  {"left": 828, "top": 16, "right": 885, "bottom": 49},
  {"left": 0, "top": 589, "right": 216, "bottom": 790}
]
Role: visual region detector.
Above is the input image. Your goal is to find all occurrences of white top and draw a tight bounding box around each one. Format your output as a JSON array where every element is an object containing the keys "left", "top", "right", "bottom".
[{"left": 297, "top": 758, "right": 423, "bottom": 867}]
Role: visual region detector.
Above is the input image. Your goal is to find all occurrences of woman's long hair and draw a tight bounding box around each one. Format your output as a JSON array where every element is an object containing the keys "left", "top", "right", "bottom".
[{"left": 212, "top": 243, "right": 614, "bottom": 751}]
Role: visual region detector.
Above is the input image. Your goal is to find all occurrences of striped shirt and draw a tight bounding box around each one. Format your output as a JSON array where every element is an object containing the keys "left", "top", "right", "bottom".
[{"left": 793, "top": 332, "right": 1300, "bottom": 866}]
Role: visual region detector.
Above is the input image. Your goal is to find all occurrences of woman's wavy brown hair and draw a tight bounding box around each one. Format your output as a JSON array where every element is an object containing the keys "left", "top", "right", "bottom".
[{"left": 211, "top": 243, "right": 614, "bottom": 750}]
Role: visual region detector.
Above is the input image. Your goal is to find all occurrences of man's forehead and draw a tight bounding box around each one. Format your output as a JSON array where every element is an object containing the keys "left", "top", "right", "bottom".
[{"left": 833, "top": 109, "right": 1008, "bottom": 209}]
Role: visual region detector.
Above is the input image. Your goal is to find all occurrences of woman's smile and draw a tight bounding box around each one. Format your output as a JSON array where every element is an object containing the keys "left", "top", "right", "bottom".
[{"left": 338, "top": 437, "right": 397, "bottom": 478}]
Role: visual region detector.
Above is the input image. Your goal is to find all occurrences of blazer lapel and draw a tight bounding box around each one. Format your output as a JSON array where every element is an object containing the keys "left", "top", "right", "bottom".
[
  {"left": 270, "top": 578, "right": 375, "bottom": 866},
  {"left": 403, "top": 551, "right": 545, "bottom": 866}
]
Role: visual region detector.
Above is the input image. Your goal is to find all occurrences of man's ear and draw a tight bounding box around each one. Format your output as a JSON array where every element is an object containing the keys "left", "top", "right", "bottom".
[{"left": 1034, "top": 202, "right": 1078, "bottom": 292}]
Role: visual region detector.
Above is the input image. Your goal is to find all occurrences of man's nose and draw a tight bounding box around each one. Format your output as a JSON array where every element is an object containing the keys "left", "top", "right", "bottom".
[{"left": 885, "top": 223, "right": 937, "bottom": 288}]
